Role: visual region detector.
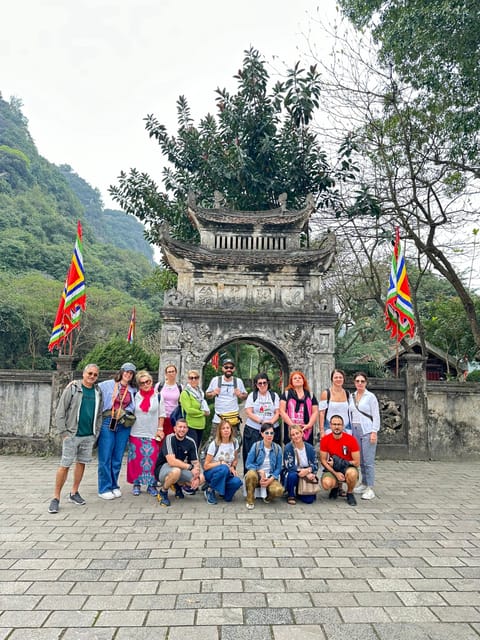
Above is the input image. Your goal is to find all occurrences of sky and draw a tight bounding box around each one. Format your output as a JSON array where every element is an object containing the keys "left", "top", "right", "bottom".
[{"left": 2, "top": 0, "right": 338, "bottom": 208}]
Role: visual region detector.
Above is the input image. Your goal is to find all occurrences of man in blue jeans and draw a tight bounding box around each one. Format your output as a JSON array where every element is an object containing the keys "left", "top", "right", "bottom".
[{"left": 48, "top": 364, "right": 103, "bottom": 513}]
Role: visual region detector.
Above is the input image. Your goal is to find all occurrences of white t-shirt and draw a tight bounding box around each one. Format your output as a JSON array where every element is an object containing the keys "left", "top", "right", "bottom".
[
  {"left": 206, "top": 440, "right": 238, "bottom": 465},
  {"left": 245, "top": 390, "right": 280, "bottom": 430},
  {"left": 206, "top": 376, "right": 247, "bottom": 423},
  {"left": 131, "top": 394, "right": 165, "bottom": 439}
]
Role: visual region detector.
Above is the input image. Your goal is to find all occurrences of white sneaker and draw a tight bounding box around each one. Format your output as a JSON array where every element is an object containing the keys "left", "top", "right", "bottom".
[
  {"left": 361, "top": 487, "right": 375, "bottom": 500},
  {"left": 354, "top": 484, "right": 367, "bottom": 494},
  {"left": 98, "top": 491, "right": 115, "bottom": 500},
  {"left": 246, "top": 502, "right": 255, "bottom": 510},
  {"left": 112, "top": 488, "right": 122, "bottom": 498}
]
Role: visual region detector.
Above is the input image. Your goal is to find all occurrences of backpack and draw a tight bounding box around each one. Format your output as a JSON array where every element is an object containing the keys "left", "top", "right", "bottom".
[
  {"left": 252, "top": 388, "right": 276, "bottom": 403},
  {"left": 217, "top": 375, "right": 238, "bottom": 390},
  {"left": 158, "top": 382, "right": 182, "bottom": 393}
]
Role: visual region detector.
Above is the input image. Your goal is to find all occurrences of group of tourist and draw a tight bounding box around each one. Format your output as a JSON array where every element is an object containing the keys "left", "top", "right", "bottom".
[{"left": 48, "top": 360, "right": 380, "bottom": 513}]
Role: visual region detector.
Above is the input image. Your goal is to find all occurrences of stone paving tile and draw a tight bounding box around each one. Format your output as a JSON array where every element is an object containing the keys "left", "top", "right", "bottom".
[
  {"left": 7, "top": 631, "right": 63, "bottom": 640},
  {"left": 272, "top": 625, "right": 326, "bottom": 640},
  {"left": 292, "top": 607, "right": 342, "bottom": 624},
  {"left": 379, "top": 622, "right": 480, "bottom": 639},
  {"left": 115, "top": 629, "right": 167, "bottom": 640},
  {"left": 168, "top": 627, "right": 218, "bottom": 640},
  {"left": 62, "top": 629, "right": 116, "bottom": 639},
  {"left": 36, "top": 595, "right": 88, "bottom": 610},
  {"left": 384, "top": 606, "right": 440, "bottom": 622},
  {"left": 196, "top": 607, "right": 243, "bottom": 625},
  {"left": 145, "top": 609, "right": 195, "bottom": 626},
  {"left": 221, "top": 625, "right": 272, "bottom": 640},
  {"left": 430, "top": 606, "right": 480, "bottom": 622},
  {"left": 322, "top": 622, "right": 379, "bottom": 639}
]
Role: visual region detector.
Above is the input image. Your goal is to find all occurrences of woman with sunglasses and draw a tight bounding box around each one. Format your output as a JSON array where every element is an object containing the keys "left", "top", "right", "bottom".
[
  {"left": 244, "top": 373, "right": 280, "bottom": 468},
  {"left": 349, "top": 372, "right": 381, "bottom": 500},
  {"left": 179, "top": 370, "right": 210, "bottom": 449},
  {"left": 127, "top": 370, "right": 165, "bottom": 497},
  {"left": 156, "top": 364, "right": 182, "bottom": 446}
]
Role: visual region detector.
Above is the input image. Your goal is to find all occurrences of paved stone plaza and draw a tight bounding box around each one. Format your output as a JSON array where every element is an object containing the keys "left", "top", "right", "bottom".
[{"left": 1, "top": 456, "right": 480, "bottom": 639}]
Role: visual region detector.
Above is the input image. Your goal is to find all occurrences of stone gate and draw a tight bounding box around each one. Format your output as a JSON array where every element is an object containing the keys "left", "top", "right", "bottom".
[{"left": 157, "top": 192, "right": 337, "bottom": 392}]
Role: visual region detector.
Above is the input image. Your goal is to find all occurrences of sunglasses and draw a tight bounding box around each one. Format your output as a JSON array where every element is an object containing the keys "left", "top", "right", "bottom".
[
  {"left": 223, "top": 366, "right": 234, "bottom": 370},
  {"left": 86, "top": 372, "right": 98, "bottom": 377},
  {"left": 257, "top": 381, "right": 268, "bottom": 385},
  {"left": 139, "top": 380, "right": 151, "bottom": 385},
  {"left": 263, "top": 431, "right": 274, "bottom": 436},
  {"left": 189, "top": 376, "right": 199, "bottom": 380},
  {"left": 355, "top": 379, "right": 366, "bottom": 384}
]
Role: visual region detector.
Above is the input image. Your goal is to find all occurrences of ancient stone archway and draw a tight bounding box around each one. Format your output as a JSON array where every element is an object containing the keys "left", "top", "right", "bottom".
[{"left": 158, "top": 193, "right": 337, "bottom": 394}]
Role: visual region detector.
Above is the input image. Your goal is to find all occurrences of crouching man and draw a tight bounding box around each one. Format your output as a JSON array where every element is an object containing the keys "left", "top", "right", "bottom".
[
  {"left": 154, "top": 417, "right": 203, "bottom": 507},
  {"left": 244, "top": 422, "right": 284, "bottom": 510},
  {"left": 320, "top": 414, "right": 360, "bottom": 506}
]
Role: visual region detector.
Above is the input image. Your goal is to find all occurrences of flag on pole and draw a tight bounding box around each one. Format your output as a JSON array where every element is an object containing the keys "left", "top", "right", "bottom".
[
  {"left": 385, "top": 227, "right": 415, "bottom": 340},
  {"left": 48, "top": 221, "right": 86, "bottom": 351},
  {"left": 127, "top": 307, "right": 136, "bottom": 343},
  {"left": 210, "top": 352, "right": 219, "bottom": 369}
]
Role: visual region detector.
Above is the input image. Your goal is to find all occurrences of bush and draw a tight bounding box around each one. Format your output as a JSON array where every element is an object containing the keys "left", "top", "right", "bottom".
[
  {"left": 78, "top": 336, "right": 159, "bottom": 372},
  {"left": 466, "top": 369, "right": 480, "bottom": 382}
]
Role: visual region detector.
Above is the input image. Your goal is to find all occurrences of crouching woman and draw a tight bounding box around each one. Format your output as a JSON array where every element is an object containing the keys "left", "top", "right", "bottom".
[
  {"left": 283, "top": 424, "right": 319, "bottom": 505},
  {"left": 203, "top": 419, "right": 242, "bottom": 504}
]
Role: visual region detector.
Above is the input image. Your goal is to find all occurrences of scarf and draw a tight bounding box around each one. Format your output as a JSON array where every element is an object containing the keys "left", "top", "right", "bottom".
[
  {"left": 185, "top": 383, "right": 203, "bottom": 403},
  {"left": 288, "top": 388, "right": 310, "bottom": 414},
  {"left": 139, "top": 387, "right": 155, "bottom": 413}
]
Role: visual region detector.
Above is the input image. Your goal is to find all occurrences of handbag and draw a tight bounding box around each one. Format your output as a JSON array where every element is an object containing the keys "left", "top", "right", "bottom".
[
  {"left": 297, "top": 475, "right": 320, "bottom": 496},
  {"left": 294, "top": 447, "right": 320, "bottom": 496}
]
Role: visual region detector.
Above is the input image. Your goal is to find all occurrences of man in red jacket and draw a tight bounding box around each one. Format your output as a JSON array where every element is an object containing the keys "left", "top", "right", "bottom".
[{"left": 320, "top": 414, "right": 360, "bottom": 506}]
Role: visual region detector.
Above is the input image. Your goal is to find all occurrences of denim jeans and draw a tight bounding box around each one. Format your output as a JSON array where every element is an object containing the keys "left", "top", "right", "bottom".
[
  {"left": 97, "top": 416, "right": 131, "bottom": 494},
  {"left": 352, "top": 426, "right": 377, "bottom": 487},
  {"left": 284, "top": 469, "right": 316, "bottom": 504},
  {"left": 204, "top": 464, "right": 242, "bottom": 502}
]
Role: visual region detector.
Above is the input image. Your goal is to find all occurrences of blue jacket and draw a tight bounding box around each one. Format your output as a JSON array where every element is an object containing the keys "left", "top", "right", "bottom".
[
  {"left": 283, "top": 441, "right": 319, "bottom": 475},
  {"left": 245, "top": 440, "right": 283, "bottom": 480}
]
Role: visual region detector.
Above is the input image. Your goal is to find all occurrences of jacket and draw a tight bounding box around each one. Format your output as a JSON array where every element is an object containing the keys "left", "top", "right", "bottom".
[
  {"left": 283, "top": 441, "right": 319, "bottom": 475},
  {"left": 245, "top": 440, "right": 283, "bottom": 481},
  {"left": 55, "top": 380, "right": 103, "bottom": 438}
]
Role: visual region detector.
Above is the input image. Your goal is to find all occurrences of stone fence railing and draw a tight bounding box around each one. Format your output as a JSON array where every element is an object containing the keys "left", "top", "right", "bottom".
[{"left": 0, "top": 359, "right": 479, "bottom": 459}]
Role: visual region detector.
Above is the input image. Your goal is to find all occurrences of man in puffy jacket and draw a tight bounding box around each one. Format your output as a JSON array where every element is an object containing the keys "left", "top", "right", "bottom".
[{"left": 48, "top": 364, "right": 103, "bottom": 514}]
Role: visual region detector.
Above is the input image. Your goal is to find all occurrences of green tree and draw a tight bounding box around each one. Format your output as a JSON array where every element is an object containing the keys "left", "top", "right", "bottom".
[
  {"left": 338, "top": 0, "right": 480, "bottom": 174},
  {"left": 110, "top": 48, "right": 348, "bottom": 245}
]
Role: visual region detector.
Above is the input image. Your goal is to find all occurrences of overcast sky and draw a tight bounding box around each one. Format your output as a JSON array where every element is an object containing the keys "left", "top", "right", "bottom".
[{"left": 2, "top": 0, "right": 338, "bottom": 208}]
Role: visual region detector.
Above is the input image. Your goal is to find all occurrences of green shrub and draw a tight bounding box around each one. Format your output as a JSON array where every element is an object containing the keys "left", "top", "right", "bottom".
[{"left": 466, "top": 369, "right": 480, "bottom": 382}]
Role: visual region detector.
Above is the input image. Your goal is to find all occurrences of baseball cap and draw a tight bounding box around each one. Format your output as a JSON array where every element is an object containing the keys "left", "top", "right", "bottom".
[
  {"left": 121, "top": 362, "right": 136, "bottom": 372},
  {"left": 222, "top": 358, "right": 235, "bottom": 366}
]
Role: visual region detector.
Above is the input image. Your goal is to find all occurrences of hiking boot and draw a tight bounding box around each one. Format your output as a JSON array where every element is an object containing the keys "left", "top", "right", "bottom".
[
  {"left": 204, "top": 488, "right": 218, "bottom": 505},
  {"left": 329, "top": 487, "right": 339, "bottom": 500},
  {"left": 68, "top": 492, "right": 86, "bottom": 505},
  {"left": 147, "top": 485, "right": 158, "bottom": 497},
  {"left": 346, "top": 492, "right": 357, "bottom": 506},
  {"left": 48, "top": 498, "right": 59, "bottom": 514},
  {"left": 174, "top": 484, "right": 184, "bottom": 499},
  {"left": 158, "top": 489, "right": 171, "bottom": 507}
]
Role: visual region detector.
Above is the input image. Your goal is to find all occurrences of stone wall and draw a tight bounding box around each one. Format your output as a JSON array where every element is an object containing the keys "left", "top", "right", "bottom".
[{"left": 0, "top": 369, "right": 479, "bottom": 459}]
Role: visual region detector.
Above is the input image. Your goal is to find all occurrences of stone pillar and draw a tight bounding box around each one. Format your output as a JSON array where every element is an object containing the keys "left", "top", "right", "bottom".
[{"left": 403, "top": 353, "right": 430, "bottom": 459}]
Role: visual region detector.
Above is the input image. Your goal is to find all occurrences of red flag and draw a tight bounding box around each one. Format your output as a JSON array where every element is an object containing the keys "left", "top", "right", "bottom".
[
  {"left": 48, "top": 221, "right": 86, "bottom": 351},
  {"left": 127, "top": 307, "right": 136, "bottom": 343},
  {"left": 211, "top": 352, "right": 219, "bottom": 370}
]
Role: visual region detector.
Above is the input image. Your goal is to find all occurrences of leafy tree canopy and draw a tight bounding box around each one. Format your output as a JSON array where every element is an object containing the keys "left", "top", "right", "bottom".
[
  {"left": 79, "top": 336, "right": 159, "bottom": 372},
  {"left": 338, "top": 0, "right": 480, "bottom": 170},
  {"left": 110, "top": 48, "right": 353, "bottom": 244}
]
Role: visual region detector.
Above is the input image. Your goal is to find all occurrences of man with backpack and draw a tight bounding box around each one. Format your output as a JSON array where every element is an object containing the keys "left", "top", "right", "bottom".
[{"left": 205, "top": 358, "right": 247, "bottom": 436}]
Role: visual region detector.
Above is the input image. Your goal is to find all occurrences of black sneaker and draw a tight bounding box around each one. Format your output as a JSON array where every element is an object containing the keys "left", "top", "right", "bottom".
[
  {"left": 346, "top": 492, "right": 357, "bottom": 506},
  {"left": 183, "top": 486, "right": 197, "bottom": 495},
  {"left": 69, "top": 492, "right": 86, "bottom": 505},
  {"left": 174, "top": 483, "right": 185, "bottom": 499},
  {"left": 328, "top": 487, "right": 339, "bottom": 500},
  {"left": 48, "top": 498, "right": 59, "bottom": 513}
]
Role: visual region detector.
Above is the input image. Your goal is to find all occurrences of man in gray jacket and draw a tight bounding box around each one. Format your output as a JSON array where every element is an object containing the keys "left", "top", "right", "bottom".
[{"left": 48, "top": 364, "right": 103, "bottom": 513}]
